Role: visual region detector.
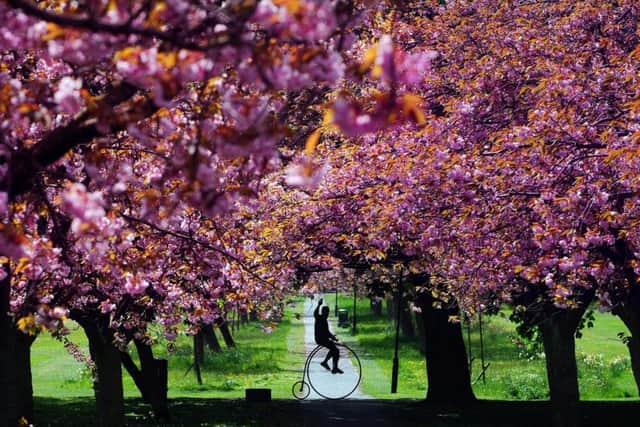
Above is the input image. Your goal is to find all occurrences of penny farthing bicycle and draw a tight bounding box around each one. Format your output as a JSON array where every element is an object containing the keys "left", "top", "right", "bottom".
[{"left": 292, "top": 343, "right": 362, "bottom": 400}]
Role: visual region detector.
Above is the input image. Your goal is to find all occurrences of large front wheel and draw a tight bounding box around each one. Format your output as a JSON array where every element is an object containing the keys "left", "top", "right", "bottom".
[{"left": 306, "top": 343, "right": 362, "bottom": 400}]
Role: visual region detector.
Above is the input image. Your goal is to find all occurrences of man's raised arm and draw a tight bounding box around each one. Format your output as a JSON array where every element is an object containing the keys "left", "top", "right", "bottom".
[{"left": 314, "top": 298, "right": 323, "bottom": 317}]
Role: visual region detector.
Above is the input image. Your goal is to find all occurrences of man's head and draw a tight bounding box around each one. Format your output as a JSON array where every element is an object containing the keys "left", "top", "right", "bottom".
[{"left": 321, "top": 306, "right": 330, "bottom": 316}]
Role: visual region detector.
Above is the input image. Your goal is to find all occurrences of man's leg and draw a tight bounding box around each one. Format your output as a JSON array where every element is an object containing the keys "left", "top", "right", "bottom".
[
  {"left": 320, "top": 343, "right": 331, "bottom": 370},
  {"left": 329, "top": 343, "right": 343, "bottom": 374}
]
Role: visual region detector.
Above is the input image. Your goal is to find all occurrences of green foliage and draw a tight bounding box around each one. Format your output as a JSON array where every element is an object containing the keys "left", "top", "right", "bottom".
[
  {"left": 509, "top": 330, "right": 544, "bottom": 361},
  {"left": 577, "top": 352, "right": 611, "bottom": 391},
  {"left": 609, "top": 356, "right": 632, "bottom": 378},
  {"left": 501, "top": 373, "right": 549, "bottom": 400},
  {"left": 617, "top": 331, "right": 632, "bottom": 346},
  {"left": 575, "top": 310, "right": 596, "bottom": 339}
]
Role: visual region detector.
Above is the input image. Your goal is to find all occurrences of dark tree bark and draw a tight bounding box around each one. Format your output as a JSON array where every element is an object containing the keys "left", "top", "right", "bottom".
[
  {"left": 120, "top": 351, "right": 146, "bottom": 394},
  {"left": 599, "top": 237, "right": 640, "bottom": 396},
  {"left": 416, "top": 291, "right": 475, "bottom": 404},
  {"left": 415, "top": 309, "right": 426, "bottom": 354},
  {"left": 0, "top": 262, "right": 17, "bottom": 427},
  {"left": 370, "top": 298, "right": 382, "bottom": 316},
  {"left": 195, "top": 332, "right": 205, "bottom": 362},
  {"left": 217, "top": 319, "right": 236, "bottom": 348},
  {"left": 539, "top": 307, "right": 587, "bottom": 427},
  {"left": 15, "top": 330, "right": 36, "bottom": 422},
  {"left": 193, "top": 335, "right": 203, "bottom": 385},
  {"left": 400, "top": 297, "right": 415, "bottom": 339},
  {"left": 7, "top": 81, "right": 154, "bottom": 199},
  {"left": 386, "top": 296, "right": 395, "bottom": 320},
  {"left": 232, "top": 310, "right": 239, "bottom": 332},
  {"left": 203, "top": 325, "right": 222, "bottom": 352},
  {"left": 80, "top": 319, "right": 125, "bottom": 427},
  {"left": 613, "top": 296, "right": 640, "bottom": 396},
  {"left": 120, "top": 340, "right": 169, "bottom": 419}
]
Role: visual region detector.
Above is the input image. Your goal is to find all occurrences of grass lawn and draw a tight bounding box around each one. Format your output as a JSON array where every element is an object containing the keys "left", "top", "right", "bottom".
[
  {"left": 31, "top": 298, "right": 307, "bottom": 399},
  {"left": 331, "top": 293, "right": 639, "bottom": 400},
  {"left": 27, "top": 292, "right": 640, "bottom": 426},
  {"left": 30, "top": 292, "right": 640, "bottom": 404}
]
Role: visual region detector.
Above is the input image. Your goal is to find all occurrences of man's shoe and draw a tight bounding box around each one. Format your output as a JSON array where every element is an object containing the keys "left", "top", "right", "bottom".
[
  {"left": 331, "top": 367, "right": 344, "bottom": 374},
  {"left": 320, "top": 361, "right": 331, "bottom": 371}
]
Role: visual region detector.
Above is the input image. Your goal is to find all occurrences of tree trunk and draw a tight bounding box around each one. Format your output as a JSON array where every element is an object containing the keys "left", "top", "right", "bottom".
[
  {"left": 217, "top": 319, "right": 235, "bottom": 348},
  {"left": 386, "top": 296, "right": 395, "bottom": 320},
  {"left": 613, "top": 299, "right": 640, "bottom": 396},
  {"left": 134, "top": 340, "right": 169, "bottom": 419},
  {"left": 193, "top": 335, "right": 203, "bottom": 385},
  {"left": 417, "top": 292, "right": 475, "bottom": 404},
  {"left": 120, "top": 351, "right": 147, "bottom": 396},
  {"left": 195, "top": 332, "right": 205, "bottom": 362},
  {"left": 370, "top": 298, "right": 382, "bottom": 316},
  {"left": 415, "top": 309, "right": 426, "bottom": 354},
  {"left": 81, "top": 319, "right": 125, "bottom": 427},
  {"left": 232, "top": 310, "right": 239, "bottom": 332},
  {"left": 121, "top": 341, "right": 169, "bottom": 419},
  {"left": 203, "top": 325, "right": 222, "bottom": 352},
  {"left": 0, "top": 329, "right": 16, "bottom": 427},
  {"left": 400, "top": 298, "right": 415, "bottom": 338},
  {"left": 0, "top": 262, "right": 17, "bottom": 427},
  {"left": 539, "top": 308, "right": 586, "bottom": 427},
  {"left": 15, "top": 330, "right": 35, "bottom": 423}
]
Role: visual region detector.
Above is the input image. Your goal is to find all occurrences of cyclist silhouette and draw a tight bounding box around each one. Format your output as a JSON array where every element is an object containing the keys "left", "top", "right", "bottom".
[{"left": 314, "top": 298, "right": 343, "bottom": 374}]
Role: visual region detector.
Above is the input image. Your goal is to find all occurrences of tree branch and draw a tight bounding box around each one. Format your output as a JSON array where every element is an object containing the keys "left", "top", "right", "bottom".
[
  {"left": 9, "top": 81, "right": 155, "bottom": 199},
  {"left": 120, "top": 213, "right": 273, "bottom": 287},
  {"left": 7, "top": 0, "right": 235, "bottom": 51}
]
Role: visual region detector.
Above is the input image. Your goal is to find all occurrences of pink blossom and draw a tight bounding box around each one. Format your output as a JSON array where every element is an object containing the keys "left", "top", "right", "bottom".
[
  {"left": 284, "top": 158, "right": 327, "bottom": 190},
  {"left": 0, "top": 191, "right": 7, "bottom": 216},
  {"left": 99, "top": 300, "right": 117, "bottom": 314},
  {"left": 54, "top": 77, "right": 83, "bottom": 114},
  {"left": 61, "top": 183, "right": 106, "bottom": 232},
  {"left": 123, "top": 274, "right": 149, "bottom": 296}
]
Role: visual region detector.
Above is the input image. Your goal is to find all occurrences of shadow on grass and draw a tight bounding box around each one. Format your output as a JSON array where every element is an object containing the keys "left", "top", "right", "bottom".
[{"left": 33, "top": 397, "right": 640, "bottom": 427}]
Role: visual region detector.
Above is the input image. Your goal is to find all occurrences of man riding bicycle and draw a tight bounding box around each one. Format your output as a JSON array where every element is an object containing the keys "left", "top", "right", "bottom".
[{"left": 313, "top": 298, "right": 343, "bottom": 374}]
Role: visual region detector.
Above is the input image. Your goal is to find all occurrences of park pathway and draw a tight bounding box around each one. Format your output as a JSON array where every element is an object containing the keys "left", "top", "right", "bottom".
[{"left": 300, "top": 295, "right": 371, "bottom": 400}]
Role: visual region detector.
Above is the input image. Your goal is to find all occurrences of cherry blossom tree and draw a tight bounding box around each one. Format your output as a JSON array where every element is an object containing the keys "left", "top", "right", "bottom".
[
  {"left": 0, "top": 1, "right": 416, "bottom": 425},
  {"left": 3, "top": 2, "right": 640, "bottom": 427},
  {"left": 239, "top": 2, "right": 640, "bottom": 426}
]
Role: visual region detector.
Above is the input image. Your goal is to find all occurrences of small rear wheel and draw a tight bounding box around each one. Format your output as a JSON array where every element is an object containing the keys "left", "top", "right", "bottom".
[{"left": 292, "top": 380, "right": 310, "bottom": 400}]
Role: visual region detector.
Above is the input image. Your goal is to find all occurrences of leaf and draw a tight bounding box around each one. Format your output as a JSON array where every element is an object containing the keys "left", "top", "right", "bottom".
[
  {"left": 305, "top": 129, "right": 322, "bottom": 154},
  {"left": 273, "top": 0, "right": 302, "bottom": 14},
  {"left": 14, "top": 257, "right": 30, "bottom": 275},
  {"left": 360, "top": 45, "right": 378, "bottom": 73},
  {"left": 322, "top": 109, "right": 334, "bottom": 126},
  {"left": 401, "top": 94, "right": 426, "bottom": 125},
  {"left": 17, "top": 315, "right": 42, "bottom": 336},
  {"left": 42, "top": 23, "right": 65, "bottom": 42}
]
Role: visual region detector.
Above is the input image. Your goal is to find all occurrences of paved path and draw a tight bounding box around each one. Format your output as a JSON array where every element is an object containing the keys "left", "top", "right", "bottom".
[{"left": 301, "top": 295, "right": 370, "bottom": 400}]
